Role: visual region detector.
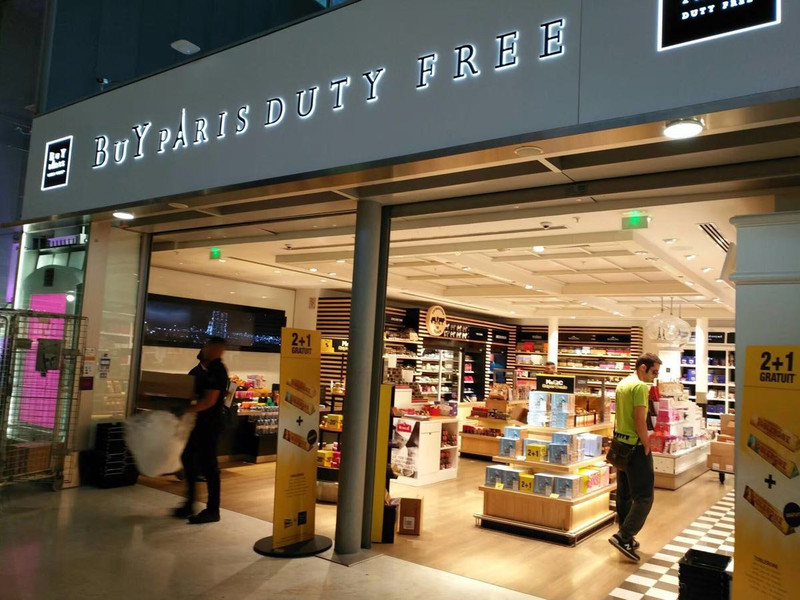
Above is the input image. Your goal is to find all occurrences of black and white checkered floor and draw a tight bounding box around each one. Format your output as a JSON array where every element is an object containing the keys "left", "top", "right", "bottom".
[{"left": 606, "top": 491, "right": 735, "bottom": 600}]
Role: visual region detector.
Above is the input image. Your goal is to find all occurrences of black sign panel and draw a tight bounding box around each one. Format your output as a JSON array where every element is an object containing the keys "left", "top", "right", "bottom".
[
  {"left": 560, "top": 332, "right": 595, "bottom": 343},
  {"left": 468, "top": 327, "right": 488, "bottom": 342},
  {"left": 660, "top": 0, "right": 780, "bottom": 51},
  {"left": 596, "top": 333, "right": 631, "bottom": 344},
  {"left": 708, "top": 331, "right": 726, "bottom": 344},
  {"left": 519, "top": 331, "right": 547, "bottom": 342},
  {"left": 41, "top": 136, "right": 73, "bottom": 190},
  {"left": 536, "top": 375, "right": 576, "bottom": 394},
  {"left": 492, "top": 329, "right": 510, "bottom": 344},
  {"left": 385, "top": 313, "right": 406, "bottom": 326}
]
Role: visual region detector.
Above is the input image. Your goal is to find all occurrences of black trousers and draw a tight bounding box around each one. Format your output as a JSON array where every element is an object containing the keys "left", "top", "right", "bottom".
[
  {"left": 181, "top": 423, "right": 220, "bottom": 512},
  {"left": 616, "top": 444, "right": 655, "bottom": 541}
]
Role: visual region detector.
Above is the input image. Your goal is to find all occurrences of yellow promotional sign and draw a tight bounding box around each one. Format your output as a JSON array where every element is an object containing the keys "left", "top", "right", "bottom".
[
  {"left": 734, "top": 345, "right": 800, "bottom": 600},
  {"left": 272, "top": 327, "right": 321, "bottom": 549}
]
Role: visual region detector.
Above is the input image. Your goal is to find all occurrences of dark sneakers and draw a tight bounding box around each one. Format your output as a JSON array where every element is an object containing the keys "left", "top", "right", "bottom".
[
  {"left": 632, "top": 537, "right": 641, "bottom": 550},
  {"left": 188, "top": 509, "right": 221, "bottom": 524},
  {"left": 609, "top": 533, "right": 641, "bottom": 562}
]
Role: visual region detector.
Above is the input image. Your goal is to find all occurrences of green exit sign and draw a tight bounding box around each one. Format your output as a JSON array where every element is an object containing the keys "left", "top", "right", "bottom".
[
  {"left": 622, "top": 215, "right": 650, "bottom": 230},
  {"left": 209, "top": 247, "right": 222, "bottom": 260}
]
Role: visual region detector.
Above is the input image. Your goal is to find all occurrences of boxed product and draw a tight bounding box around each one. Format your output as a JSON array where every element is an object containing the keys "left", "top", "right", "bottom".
[
  {"left": 578, "top": 468, "right": 601, "bottom": 491},
  {"left": 550, "top": 393, "right": 576, "bottom": 414},
  {"left": 657, "top": 408, "right": 681, "bottom": 423},
  {"left": 529, "top": 391, "right": 549, "bottom": 412},
  {"left": 504, "top": 426, "right": 527, "bottom": 440},
  {"left": 325, "top": 414, "right": 344, "bottom": 429},
  {"left": 524, "top": 439, "right": 549, "bottom": 462},
  {"left": 550, "top": 412, "right": 571, "bottom": 429},
  {"left": 498, "top": 437, "right": 520, "bottom": 458},
  {"left": 711, "top": 441, "right": 735, "bottom": 462},
  {"left": 720, "top": 414, "right": 735, "bottom": 434},
  {"left": 485, "top": 465, "right": 508, "bottom": 487},
  {"left": 519, "top": 473, "right": 535, "bottom": 493},
  {"left": 579, "top": 433, "right": 604, "bottom": 457},
  {"left": 534, "top": 473, "right": 554, "bottom": 496},
  {"left": 316, "top": 450, "right": 333, "bottom": 467},
  {"left": 593, "top": 462, "right": 611, "bottom": 487},
  {"left": 527, "top": 411, "right": 549, "bottom": 427},
  {"left": 553, "top": 474, "right": 584, "bottom": 499},
  {"left": 397, "top": 497, "right": 423, "bottom": 535},
  {"left": 502, "top": 468, "right": 523, "bottom": 491},
  {"left": 548, "top": 443, "right": 570, "bottom": 465}
]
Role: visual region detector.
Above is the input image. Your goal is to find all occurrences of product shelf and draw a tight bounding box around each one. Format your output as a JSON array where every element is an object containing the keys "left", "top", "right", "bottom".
[
  {"left": 385, "top": 338, "right": 423, "bottom": 345},
  {"left": 478, "top": 482, "right": 615, "bottom": 505},
  {"left": 558, "top": 353, "right": 631, "bottom": 359},
  {"left": 526, "top": 423, "right": 613, "bottom": 436},
  {"left": 491, "top": 454, "right": 606, "bottom": 473}
]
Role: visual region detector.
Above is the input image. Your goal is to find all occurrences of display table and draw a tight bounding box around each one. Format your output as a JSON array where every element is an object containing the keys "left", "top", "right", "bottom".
[
  {"left": 459, "top": 433, "right": 500, "bottom": 458},
  {"left": 653, "top": 442, "right": 710, "bottom": 490},
  {"left": 392, "top": 417, "right": 459, "bottom": 486}
]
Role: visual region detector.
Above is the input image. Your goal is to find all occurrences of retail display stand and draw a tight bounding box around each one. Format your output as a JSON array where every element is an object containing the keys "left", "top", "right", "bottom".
[
  {"left": 392, "top": 417, "right": 459, "bottom": 486},
  {"left": 475, "top": 376, "right": 616, "bottom": 546},
  {"left": 460, "top": 382, "right": 525, "bottom": 458}
]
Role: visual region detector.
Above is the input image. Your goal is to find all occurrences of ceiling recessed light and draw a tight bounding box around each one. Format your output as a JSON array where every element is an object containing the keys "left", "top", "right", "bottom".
[
  {"left": 525, "top": 284, "right": 534, "bottom": 290},
  {"left": 327, "top": 272, "right": 336, "bottom": 277},
  {"left": 65, "top": 293, "right": 76, "bottom": 303},
  {"left": 663, "top": 117, "right": 704, "bottom": 139},
  {"left": 309, "top": 268, "right": 318, "bottom": 273},
  {"left": 535, "top": 289, "right": 544, "bottom": 293},
  {"left": 613, "top": 311, "right": 623, "bottom": 316},
  {"left": 716, "top": 278, "right": 724, "bottom": 283},
  {"left": 462, "top": 266, "right": 471, "bottom": 271},
  {"left": 168, "top": 202, "right": 189, "bottom": 209},
  {"left": 664, "top": 238, "right": 677, "bottom": 245},
  {"left": 702, "top": 267, "right": 713, "bottom": 273},
  {"left": 635, "top": 251, "right": 648, "bottom": 256},
  {"left": 262, "top": 296, "right": 267, "bottom": 299},
  {"left": 713, "top": 298, "right": 721, "bottom": 303},
  {"left": 218, "top": 259, "right": 227, "bottom": 263},
  {"left": 580, "top": 302, "right": 588, "bottom": 306},
  {"left": 569, "top": 316, "right": 576, "bottom": 319},
  {"left": 112, "top": 211, "right": 135, "bottom": 220},
  {"left": 685, "top": 280, "right": 695, "bottom": 286},
  {"left": 514, "top": 146, "right": 543, "bottom": 157},
  {"left": 336, "top": 259, "right": 346, "bottom": 264},
  {"left": 170, "top": 39, "right": 201, "bottom": 55},
  {"left": 685, "top": 254, "right": 697, "bottom": 261},
  {"left": 533, "top": 245, "right": 545, "bottom": 253},
  {"left": 510, "top": 311, "right": 517, "bottom": 315},
  {"left": 645, "top": 257, "right": 659, "bottom": 262},
  {"left": 274, "top": 269, "right": 281, "bottom": 274},
  {"left": 229, "top": 291, "right": 235, "bottom": 295},
  {"left": 320, "top": 279, "right": 327, "bottom": 283}
]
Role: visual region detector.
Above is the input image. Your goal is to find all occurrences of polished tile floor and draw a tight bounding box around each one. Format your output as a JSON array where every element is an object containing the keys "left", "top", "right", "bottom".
[{"left": 0, "top": 483, "right": 543, "bottom": 600}]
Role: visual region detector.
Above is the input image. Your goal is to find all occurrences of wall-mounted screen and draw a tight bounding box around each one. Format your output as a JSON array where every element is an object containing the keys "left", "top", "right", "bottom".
[{"left": 144, "top": 294, "right": 285, "bottom": 352}]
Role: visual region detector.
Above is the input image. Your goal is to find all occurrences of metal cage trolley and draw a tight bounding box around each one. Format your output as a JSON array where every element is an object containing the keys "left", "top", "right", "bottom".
[{"left": 0, "top": 310, "right": 86, "bottom": 490}]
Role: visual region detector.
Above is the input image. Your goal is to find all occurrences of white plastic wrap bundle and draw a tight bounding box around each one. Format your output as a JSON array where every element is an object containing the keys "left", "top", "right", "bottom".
[{"left": 125, "top": 411, "right": 196, "bottom": 477}]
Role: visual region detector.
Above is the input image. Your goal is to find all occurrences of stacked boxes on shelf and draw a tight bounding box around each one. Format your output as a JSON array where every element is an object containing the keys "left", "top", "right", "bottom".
[
  {"left": 650, "top": 382, "right": 710, "bottom": 454},
  {"left": 707, "top": 414, "right": 735, "bottom": 472},
  {"left": 489, "top": 461, "right": 612, "bottom": 499}
]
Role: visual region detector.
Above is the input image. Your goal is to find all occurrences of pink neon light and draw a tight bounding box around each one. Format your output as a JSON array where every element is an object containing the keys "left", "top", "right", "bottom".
[{"left": 18, "top": 294, "right": 67, "bottom": 429}]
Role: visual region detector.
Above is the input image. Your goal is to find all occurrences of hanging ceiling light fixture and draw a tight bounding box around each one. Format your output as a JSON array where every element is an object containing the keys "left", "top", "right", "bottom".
[{"left": 644, "top": 297, "right": 692, "bottom": 348}]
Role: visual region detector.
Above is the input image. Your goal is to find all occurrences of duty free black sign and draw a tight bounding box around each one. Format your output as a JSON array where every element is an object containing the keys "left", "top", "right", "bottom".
[{"left": 659, "top": 0, "right": 780, "bottom": 50}]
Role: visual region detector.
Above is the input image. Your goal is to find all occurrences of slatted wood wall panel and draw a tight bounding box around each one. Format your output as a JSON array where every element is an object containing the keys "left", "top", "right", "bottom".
[{"left": 317, "top": 298, "right": 350, "bottom": 397}]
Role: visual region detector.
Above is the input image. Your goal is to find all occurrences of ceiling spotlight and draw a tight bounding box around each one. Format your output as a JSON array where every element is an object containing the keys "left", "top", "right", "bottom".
[
  {"left": 462, "top": 266, "right": 472, "bottom": 271},
  {"left": 514, "top": 146, "right": 543, "bottom": 157},
  {"left": 112, "top": 211, "right": 135, "bottom": 220},
  {"left": 613, "top": 311, "right": 623, "bottom": 316},
  {"left": 274, "top": 269, "right": 281, "bottom": 274},
  {"left": 168, "top": 202, "right": 189, "bottom": 209},
  {"left": 218, "top": 259, "right": 227, "bottom": 263},
  {"left": 170, "top": 39, "right": 201, "bottom": 55},
  {"left": 663, "top": 117, "right": 704, "bottom": 140},
  {"left": 580, "top": 302, "right": 589, "bottom": 306},
  {"left": 685, "top": 254, "right": 697, "bottom": 261},
  {"left": 702, "top": 267, "right": 713, "bottom": 273},
  {"left": 336, "top": 259, "right": 346, "bottom": 264},
  {"left": 65, "top": 293, "right": 76, "bottom": 303},
  {"left": 320, "top": 279, "right": 328, "bottom": 283},
  {"left": 635, "top": 251, "right": 648, "bottom": 256},
  {"left": 713, "top": 298, "right": 722, "bottom": 303},
  {"left": 685, "top": 280, "right": 695, "bottom": 286},
  {"left": 569, "top": 316, "right": 577, "bottom": 319},
  {"left": 716, "top": 278, "right": 724, "bottom": 283},
  {"left": 525, "top": 284, "right": 534, "bottom": 290},
  {"left": 510, "top": 311, "right": 517, "bottom": 315},
  {"left": 645, "top": 257, "right": 659, "bottom": 262},
  {"left": 327, "top": 272, "right": 336, "bottom": 277},
  {"left": 309, "top": 268, "right": 318, "bottom": 273},
  {"left": 533, "top": 245, "right": 545, "bottom": 253},
  {"left": 664, "top": 238, "right": 677, "bottom": 245}
]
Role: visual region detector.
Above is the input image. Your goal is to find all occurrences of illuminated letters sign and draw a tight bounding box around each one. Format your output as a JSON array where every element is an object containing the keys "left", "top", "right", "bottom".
[
  {"left": 39, "top": 20, "right": 567, "bottom": 191},
  {"left": 41, "top": 136, "right": 73, "bottom": 190},
  {"left": 659, "top": 0, "right": 781, "bottom": 51}
]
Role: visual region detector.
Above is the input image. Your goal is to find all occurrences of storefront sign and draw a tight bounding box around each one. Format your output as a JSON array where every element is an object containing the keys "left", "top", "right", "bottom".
[
  {"left": 273, "top": 327, "right": 321, "bottom": 549},
  {"left": 321, "top": 338, "right": 348, "bottom": 354},
  {"left": 468, "top": 327, "right": 488, "bottom": 342},
  {"left": 519, "top": 331, "right": 547, "bottom": 342},
  {"left": 659, "top": 0, "right": 781, "bottom": 51},
  {"left": 734, "top": 345, "right": 799, "bottom": 600},
  {"left": 385, "top": 313, "right": 406, "bottom": 327},
  {"left": 426, "top": 305, "right": 447, "bottom": 337},
  {"left": 536, "top": 374, "right": 576, "bottom": 394}
]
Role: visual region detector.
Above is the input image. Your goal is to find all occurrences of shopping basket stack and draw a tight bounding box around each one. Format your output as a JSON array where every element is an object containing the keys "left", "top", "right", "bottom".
[{"left": 678, "top": 549, "right": 732, "bottom": 600}]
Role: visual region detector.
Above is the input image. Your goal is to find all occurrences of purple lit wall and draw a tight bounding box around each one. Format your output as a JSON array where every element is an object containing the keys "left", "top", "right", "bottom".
[{"left": 18, "top": 294, "right": 67, "bottom": 429}]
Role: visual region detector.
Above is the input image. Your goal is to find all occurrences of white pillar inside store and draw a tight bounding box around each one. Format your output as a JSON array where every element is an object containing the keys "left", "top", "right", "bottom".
[
  {"left": 694, "top": 318, "right": 709, "bottom": 403},
  {"left": 658, "top": 349, "right": 681, "bottom": 383},
  {"left": 548, "top": 317, "right": 559, "bottom": 365},
  {"left": 730, "top": 210, "right": 800, "bottom": 600},
  {"left": 293, "top": 289, "right": 319, "bottom": 330}
]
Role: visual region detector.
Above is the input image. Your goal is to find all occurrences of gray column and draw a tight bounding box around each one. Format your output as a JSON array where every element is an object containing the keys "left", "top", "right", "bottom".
[{"left": 335, "top": 200, "right": 383, "bottom": 555}]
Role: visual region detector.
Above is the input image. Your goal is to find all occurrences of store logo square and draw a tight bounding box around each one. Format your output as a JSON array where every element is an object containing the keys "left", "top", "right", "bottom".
[
  {"left": 41, "top": 135, "right": 73, "bottom": 190},
  {"left": 659, "top": 0, "right": 781, "bottom": 51}
]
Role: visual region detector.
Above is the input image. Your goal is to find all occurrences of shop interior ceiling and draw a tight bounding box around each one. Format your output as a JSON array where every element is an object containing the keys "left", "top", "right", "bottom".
[{"left": 138, "top": 99, "right": 800, "bottom": 322}]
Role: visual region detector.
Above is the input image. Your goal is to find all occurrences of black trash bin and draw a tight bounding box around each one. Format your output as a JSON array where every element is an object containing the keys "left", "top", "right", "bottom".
[{"left": 678, "top": 549, "right": 732, "bottom": 600}]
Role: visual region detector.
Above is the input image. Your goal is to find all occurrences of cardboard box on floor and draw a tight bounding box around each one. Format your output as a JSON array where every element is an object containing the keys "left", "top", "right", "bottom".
[
  {"left": 708, "top": 440, "right": 735, "bottom": 472},
  {"left": 397, "top": 496, "right": 423, "bottom": 535}
]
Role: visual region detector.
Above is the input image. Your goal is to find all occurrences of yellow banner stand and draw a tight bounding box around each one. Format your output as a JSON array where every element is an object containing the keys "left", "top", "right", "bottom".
[
  {"left": 254, "top": 327, "right": 332, "bottom": 557},
  {"left": 733, "top": 345, "right": 799, "bottom": 600}
]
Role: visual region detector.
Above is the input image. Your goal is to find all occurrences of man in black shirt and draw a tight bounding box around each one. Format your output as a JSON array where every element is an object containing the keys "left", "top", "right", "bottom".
[{"left": 173, "top": 337, "right": 229, "bottom": 524}]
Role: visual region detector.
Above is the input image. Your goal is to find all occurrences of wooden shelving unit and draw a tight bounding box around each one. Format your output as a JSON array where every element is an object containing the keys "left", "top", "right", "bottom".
[{"left": 680, "top": 328, "right": 736, "bottom": 427}]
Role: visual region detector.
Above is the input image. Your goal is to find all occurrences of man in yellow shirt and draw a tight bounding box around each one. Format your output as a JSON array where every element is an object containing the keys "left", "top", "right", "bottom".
[{"left": 609, "top": 352, "right": 661, "bottom": 562}]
